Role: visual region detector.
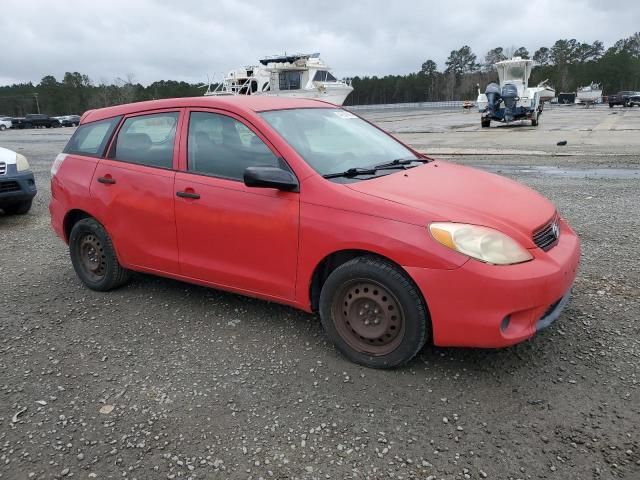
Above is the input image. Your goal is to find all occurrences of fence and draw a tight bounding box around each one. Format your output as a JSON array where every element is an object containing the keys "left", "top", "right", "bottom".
[{"left": 347, "top": 100, "right": 467, "bottom": 112}]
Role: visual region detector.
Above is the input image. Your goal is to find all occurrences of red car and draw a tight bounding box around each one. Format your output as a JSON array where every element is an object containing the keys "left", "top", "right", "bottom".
[{"left": 49, "top": 96, "right": 580, "bottom": 368}]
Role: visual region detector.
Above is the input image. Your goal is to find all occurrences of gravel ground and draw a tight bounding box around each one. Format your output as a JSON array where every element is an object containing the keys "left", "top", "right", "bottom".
[{"left": 0, "top": 113, "right": 639, "bottom": 480}]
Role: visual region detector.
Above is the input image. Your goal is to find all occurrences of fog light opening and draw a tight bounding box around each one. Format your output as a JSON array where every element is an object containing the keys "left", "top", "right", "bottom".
[{"left": 500, "top": 315, "right": 511, "bottom": 332}]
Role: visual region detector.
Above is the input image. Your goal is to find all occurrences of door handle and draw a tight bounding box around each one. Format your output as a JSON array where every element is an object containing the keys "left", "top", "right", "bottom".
[
  {"left": 176, "top": 190, "right": 200, "bottom": 199},
  {"left": 97, "top": 176, "right": 116, "bottom": 185}
]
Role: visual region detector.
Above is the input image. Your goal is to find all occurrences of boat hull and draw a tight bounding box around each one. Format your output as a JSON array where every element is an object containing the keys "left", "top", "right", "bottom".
[{"left": 262, "top": 86, "right": 353, "bottom": 105}]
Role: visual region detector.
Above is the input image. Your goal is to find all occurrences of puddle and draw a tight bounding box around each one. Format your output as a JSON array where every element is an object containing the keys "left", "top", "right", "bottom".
[{"left": 477, "top": 165, "right": 640, "bottom": 179}]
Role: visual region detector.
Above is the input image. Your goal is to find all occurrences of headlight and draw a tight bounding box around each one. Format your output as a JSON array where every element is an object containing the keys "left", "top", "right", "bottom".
[
  {"left": 16, "top": 153, "right": 31, "bottom": 172},
  {"left": 429, "top": 222, "right": 533, "bottom": 265}
]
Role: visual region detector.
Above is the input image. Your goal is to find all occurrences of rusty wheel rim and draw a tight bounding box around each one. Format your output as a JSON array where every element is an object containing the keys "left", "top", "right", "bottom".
[
  {"left": 332, "top": 280, "right": 405, "bottom": 356},
  {"left": 78, "top": 234, "right": 106, "bottom": 281}
]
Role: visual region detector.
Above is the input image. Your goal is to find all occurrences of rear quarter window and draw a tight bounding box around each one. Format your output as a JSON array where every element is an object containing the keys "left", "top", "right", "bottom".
[{"left": 63, "top": 116, "right": 122, "bottom": 157}]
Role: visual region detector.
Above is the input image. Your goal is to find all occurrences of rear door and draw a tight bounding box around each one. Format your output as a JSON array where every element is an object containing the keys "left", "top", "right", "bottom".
[
  {"left": 91, "top": 110, "right": 183, "bottom": 274},
  {"left": 173, "top": 109, "right": 299, "bottom": 300}
]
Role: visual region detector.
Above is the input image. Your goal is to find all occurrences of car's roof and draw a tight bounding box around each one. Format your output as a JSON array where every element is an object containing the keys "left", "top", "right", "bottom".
[{"left": 82, "top": 96, "right": 338, "bottom": 124}]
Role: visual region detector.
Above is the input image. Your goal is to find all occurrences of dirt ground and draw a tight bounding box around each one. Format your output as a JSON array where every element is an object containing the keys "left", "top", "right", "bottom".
[{"left": 1, "top": 105, "right": 639, "bottom": 479}]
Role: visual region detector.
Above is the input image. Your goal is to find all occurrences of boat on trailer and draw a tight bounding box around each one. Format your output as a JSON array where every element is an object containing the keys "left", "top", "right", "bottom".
[
  {"left": 476, "top": 57, "right": 545, "bottom": 127},
  {"left": 575, "top": 82, "right": 602, "bottom": 107},
  {"left": 205, "top": 53, "right": 353, "bottom": 105}
]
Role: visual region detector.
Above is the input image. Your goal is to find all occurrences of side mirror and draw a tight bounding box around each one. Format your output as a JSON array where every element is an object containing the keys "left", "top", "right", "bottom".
[{"left": 244, "top": 166, "right": 299, "bottom": 192}]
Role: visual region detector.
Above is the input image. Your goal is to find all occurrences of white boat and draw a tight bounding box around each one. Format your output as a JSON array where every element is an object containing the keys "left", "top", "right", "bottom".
[
  {"left": 537, "top": 79, "right": 556, "bottom": 102},
  {"left": 205, "top": 53, "right": 353, "bottom": 105},
  {"left": 476, "top": 57, "right": 548, "bottom": 126},
  {"left": 576, "top": 82, "right": 602, "bottom": 106}
]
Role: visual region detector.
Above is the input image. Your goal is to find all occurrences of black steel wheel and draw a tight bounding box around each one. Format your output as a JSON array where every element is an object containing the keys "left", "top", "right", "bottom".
[
  {"left": 69, "top": 218, "right": 130, "bottom": 291},
  {"left": 319, "top": 256, "right": 429, "bottom": 368}
]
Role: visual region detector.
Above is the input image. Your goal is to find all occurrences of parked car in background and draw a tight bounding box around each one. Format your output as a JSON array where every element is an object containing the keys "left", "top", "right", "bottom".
[
  {"left": 0, "top": 117, "right": 12, "bottom": 131},
  {"left": 57, "top": 115, "right": 81, "bottom": 127},
  {"left": 13, "top": 114, "right": 61, "bottom": 129},
  {"left": 49, "top": 96, "right": 580, "bottom": 368},
  {"left": 0, "top": 146, "right": 37, "bottom": 214},
  {"left": 608, "top": 91, "right": 640, "bottom": 107}
]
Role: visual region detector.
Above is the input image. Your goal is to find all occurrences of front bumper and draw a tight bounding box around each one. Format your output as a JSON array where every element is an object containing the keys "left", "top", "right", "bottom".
[
  {"left": 0, "top": 166, "right": 37, "bottom": 205},
  {"left": 405, "top": 218, "right": 580, "bottom": 348}
]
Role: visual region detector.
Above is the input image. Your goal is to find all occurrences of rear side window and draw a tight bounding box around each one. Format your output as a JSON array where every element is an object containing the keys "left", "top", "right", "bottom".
[
  {"left": 63, "top": 116, "right": 121, "bottom": 157},
  {"left": 109, "top": 112, "right": 178, "bottom": 169}
]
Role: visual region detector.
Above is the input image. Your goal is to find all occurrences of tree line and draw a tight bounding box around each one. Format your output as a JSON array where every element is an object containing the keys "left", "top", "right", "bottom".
[
  {"left": 346, "top": 33, "right": 640, "bottom": 105},
  {"left": 0, "top": 74, "right": 204, "bottom": 117},
  {"left": 1, "top": 32, "right": 638, "bottom": 115}
]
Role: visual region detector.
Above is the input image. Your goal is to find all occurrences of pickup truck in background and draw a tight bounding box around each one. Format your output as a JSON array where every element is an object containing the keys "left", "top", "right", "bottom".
[
  {"left": 608, "top": 91, "right": 640, "bottom": 108},
  {"left": 12, "top": 114, "right": 61, "bottom": 129}
]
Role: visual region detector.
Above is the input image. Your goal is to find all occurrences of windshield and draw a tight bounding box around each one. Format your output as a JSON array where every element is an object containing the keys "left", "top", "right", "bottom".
[{"left": 260, "top": 108, "right": 418, "bottom": 177}]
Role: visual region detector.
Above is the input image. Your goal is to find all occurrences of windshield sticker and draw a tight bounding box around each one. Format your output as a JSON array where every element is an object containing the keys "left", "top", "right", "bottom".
[{"left": 334, "top": 111, "right": 357, "bottom": 119}]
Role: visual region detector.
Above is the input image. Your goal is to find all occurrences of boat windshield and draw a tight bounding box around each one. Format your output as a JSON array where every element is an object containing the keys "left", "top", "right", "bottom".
[
  {"left": 260, "top": 108, "right": 419, "bottom": 177},
  {"left": 313, "top": 70, "right": 337, "bottom": 82},
  {"left": 498, "top": 63, "right": 529, "bottom": 84}
]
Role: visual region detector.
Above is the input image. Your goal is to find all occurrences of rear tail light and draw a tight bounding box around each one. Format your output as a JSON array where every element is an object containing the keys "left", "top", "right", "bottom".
[{"left": 51, "top": 153, "right": 67, "bottom": 177}]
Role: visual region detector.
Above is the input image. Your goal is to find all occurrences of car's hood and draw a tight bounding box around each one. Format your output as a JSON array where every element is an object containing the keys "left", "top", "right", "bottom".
[
  {"left": 346, "top": 161, "right": 555, "bottom": 246},
  {"left": 0, "top": 147, "right": 17, "bottom": 165}
]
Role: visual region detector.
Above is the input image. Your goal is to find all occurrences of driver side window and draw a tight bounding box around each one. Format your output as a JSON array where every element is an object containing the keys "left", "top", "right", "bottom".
[{"left": 187, "top": 112, "right": 279, "bottom": 181}]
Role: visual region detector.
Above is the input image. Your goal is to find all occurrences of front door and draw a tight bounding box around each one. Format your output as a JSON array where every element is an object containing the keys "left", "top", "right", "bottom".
[
  {"left": 174, "top": 110, "right": 299, "bottom": 300},
  {"left": 91, "top": 110, "right": 182, "bottom": 274}
]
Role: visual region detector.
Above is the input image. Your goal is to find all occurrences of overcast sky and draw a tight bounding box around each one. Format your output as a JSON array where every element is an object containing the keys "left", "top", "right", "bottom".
[{"left": 1, "top": 0, "right": 638, "bottom": 86}]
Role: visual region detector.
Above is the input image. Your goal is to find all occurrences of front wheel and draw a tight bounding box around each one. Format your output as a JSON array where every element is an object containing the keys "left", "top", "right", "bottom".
[
  {"left": 481, "top": 118, "right": 491, "bottom": 128},
  {"left": 319, "top": 256, "right": 429, "bottom": 368},
  {"left": 69, "top": 218, "right": 130, "bottom": 291},
  {"left": 0, "top": 125, "right": 6, "bottom": 131}
]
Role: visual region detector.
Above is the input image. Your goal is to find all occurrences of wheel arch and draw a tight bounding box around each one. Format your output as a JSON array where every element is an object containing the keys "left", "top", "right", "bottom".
[
  {"left": 308, "top": 249, "right": 429, "bottom": 316},
  {"left": 63, "top": 209, "right": 97, "bottom": 242}
]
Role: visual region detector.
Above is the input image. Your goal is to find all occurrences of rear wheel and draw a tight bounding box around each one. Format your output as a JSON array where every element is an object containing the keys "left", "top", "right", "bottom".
[
  {"left": 69, "top": 218, "right": 130, "bottom": 291},
  {"left": 319, "top": 256, "right": 429, "bottom": 368},
  {"left": 0, "top": 124, "right": 6, "bottom": 131},
  {"left": 481, "top": 118, "right": 491, "bottom": 128}
]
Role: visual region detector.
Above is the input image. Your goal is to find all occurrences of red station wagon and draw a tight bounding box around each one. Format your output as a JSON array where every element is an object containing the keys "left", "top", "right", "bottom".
[{"left": 49, "top": 96, "right": 580, "bottom": 368}]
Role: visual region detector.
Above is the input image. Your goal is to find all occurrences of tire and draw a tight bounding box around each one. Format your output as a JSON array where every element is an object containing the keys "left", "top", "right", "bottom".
[
  {"left": 72, "top": 122, "right": 78, "bottom": 127},
  {"left": 319, "top": 256, "right": 429, "bottom": 368},
  {"left": 24, "top": 123, "right": 32, "bottom": 129},
  {"left": 481, "top": 119, "right": 491, "bottom": 128},
  {"left": 0, "top": 124, "right": 6, "bottom": 131},
  {"left": 609, "top": 103, "right": 614, "bottom": 108},
  {"left": 2, "top": 199, "right": 32, "bottom": 215},
  {"left": 531, "top": 111, "right": 540, "bottom": 126},
  {"left": 69, "top": 218, "right": 130, "bottom": 291}
]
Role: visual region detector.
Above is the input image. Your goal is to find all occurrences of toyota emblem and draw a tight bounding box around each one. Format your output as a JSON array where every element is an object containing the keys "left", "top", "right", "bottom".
[{"left": 551, "top": 221, "right": 560, "bottom": 239}]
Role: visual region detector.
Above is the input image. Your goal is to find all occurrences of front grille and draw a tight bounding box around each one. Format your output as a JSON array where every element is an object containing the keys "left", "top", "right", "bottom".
[
  {"left": 533, "top": 216, "right": 560, "bottom": 251},
  {"left": 0, "top": 162, "right": 6, "bottom": 175},
  {"left": 0, "top": 181, "right": 20, "bottom": 193}
]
